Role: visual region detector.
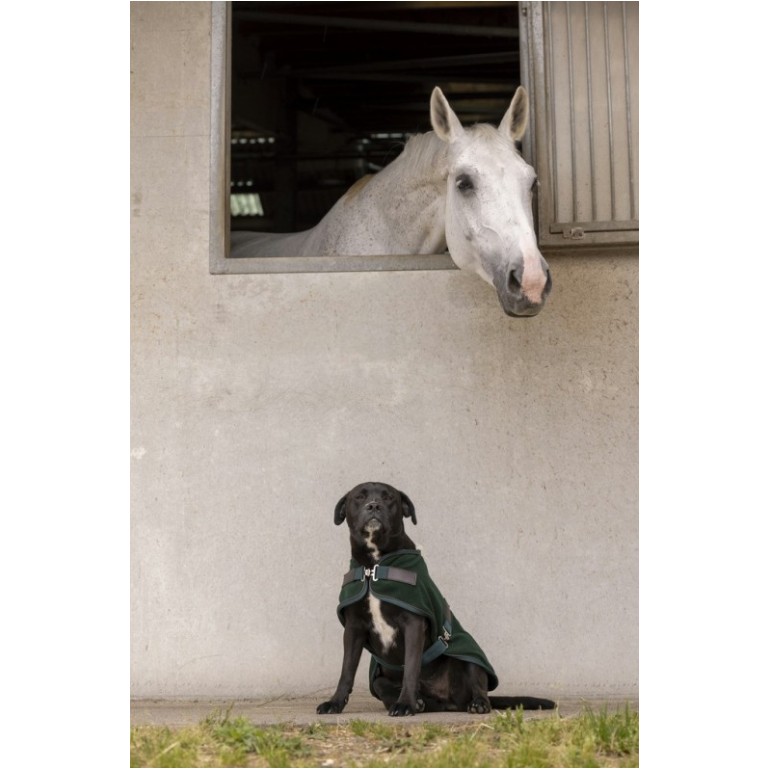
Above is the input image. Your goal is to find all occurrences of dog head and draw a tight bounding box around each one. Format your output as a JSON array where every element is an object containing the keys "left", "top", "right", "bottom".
[{"left": 334, "top": 482, "right": 417, "bottom": 561}]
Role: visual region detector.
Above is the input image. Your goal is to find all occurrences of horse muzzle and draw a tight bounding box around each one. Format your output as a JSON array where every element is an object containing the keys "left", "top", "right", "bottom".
[{"left": 494, "top": 260, "right": 552, "bottom": 317}]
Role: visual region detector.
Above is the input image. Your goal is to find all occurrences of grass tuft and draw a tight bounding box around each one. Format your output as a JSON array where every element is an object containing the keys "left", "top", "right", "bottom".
[
  {"left": 210, "top": 716, "right": 308, "bottom": 766},
  {"left": 131, "top": 703, "right": 639, "bottom": 767}
]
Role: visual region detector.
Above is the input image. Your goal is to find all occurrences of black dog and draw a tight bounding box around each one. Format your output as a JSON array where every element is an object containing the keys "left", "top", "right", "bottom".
[{"left": 317, "top": 482, "right": 556, "bottom": 716}]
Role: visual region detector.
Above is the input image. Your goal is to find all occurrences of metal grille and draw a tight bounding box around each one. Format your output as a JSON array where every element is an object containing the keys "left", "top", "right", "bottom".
[{"left": 522, "top": 2, "right": 639, "bottom": 250}]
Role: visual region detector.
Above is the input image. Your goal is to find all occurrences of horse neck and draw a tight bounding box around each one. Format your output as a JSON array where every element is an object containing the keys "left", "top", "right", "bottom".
[{"left": 359, "top": 133, "right": 449, "bottom": 253}]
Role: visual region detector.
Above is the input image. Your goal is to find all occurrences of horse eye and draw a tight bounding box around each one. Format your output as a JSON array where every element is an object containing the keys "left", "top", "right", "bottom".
[
  {"left": 456, "top": 175, "right": 475, "bottom": 193},
  {"left": 530, "top": 177, "right": 539, "bottom": 192}
]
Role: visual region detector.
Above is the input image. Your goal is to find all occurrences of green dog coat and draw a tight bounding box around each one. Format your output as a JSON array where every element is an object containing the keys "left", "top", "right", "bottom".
[{"left": 336, "top": 549, "right": 499, "bottom": 697}]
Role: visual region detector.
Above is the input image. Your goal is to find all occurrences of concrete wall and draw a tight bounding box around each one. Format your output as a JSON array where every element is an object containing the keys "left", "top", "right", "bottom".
[{"left": 131, "top": 3, "right": 638, "bottom": 699}]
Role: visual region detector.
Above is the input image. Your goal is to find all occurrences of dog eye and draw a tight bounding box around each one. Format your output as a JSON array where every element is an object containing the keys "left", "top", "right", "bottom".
[{"left": 456, "top": 174, "right": 475, "bottom": 193}]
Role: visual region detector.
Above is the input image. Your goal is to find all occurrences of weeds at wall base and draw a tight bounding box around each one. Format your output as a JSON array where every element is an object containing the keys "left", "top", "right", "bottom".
[{"left": 130, "top": 704, "right": 639, "bottom": 768}]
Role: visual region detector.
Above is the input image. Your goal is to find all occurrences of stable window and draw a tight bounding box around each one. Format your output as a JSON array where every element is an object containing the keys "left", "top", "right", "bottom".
[{"left": 209, "top": 1, "right": 639, "bottom": 275}]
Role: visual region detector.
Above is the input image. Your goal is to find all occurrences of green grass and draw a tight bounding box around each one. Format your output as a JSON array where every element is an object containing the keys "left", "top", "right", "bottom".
[{"left": 130, "top": 705, "right": 638, "bottom": 768}]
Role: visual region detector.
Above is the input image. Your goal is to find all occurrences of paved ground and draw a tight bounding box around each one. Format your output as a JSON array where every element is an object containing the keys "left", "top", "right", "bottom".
[{"left": 131, "top": 692, "right": 638, "bottom": 728}]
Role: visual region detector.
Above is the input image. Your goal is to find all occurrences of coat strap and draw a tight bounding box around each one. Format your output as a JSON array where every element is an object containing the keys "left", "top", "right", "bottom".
[{"left": 341, "top": 563, "right": 418, "bottom": 587}]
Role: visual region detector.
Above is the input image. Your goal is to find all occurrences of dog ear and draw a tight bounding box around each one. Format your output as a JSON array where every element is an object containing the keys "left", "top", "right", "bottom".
[
  {"left": 399, "top": 491, "right": 417, "bottom": 525},
  {"left": 334, "top": 495, "right": 348, "bottom": 525}
]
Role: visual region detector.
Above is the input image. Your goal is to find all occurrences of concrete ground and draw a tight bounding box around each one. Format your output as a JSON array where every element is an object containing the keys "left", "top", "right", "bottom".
[{"left": 131, "top": 691, "right": 639, "bottom": 728}]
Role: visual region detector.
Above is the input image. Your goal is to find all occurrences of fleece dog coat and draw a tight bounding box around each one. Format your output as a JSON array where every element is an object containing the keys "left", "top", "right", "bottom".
[{"left": 336, "top": 549, "right": 499, "bottom": 698}]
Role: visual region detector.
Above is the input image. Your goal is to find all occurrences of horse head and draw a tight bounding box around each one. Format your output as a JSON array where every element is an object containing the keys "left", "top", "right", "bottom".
[{"left": 430, "top": 87, "right": 552, "bottom": 317}]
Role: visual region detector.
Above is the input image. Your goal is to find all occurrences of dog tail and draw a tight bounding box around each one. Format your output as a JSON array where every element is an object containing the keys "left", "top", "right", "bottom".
[{"left": 488, "top": 696, "right": 556, "bottom": 710}]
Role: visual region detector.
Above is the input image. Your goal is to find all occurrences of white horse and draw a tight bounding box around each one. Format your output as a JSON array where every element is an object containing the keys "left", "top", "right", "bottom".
[{"left": 231, "top": 87, "right": 551, "bottom": 316}]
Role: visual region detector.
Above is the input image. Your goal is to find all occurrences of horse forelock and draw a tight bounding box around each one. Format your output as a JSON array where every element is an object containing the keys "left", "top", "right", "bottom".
[{"left": 456, "top": 124, "right": 524, "bottom": 164}]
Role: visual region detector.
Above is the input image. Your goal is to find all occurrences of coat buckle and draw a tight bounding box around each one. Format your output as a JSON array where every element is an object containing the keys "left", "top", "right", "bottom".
[{"left": 364, "top": 565, "right": 379, "bottom": 582}]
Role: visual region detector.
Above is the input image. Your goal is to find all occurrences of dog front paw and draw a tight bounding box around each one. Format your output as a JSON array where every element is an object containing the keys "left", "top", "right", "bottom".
[
  {"left": 388, "top": 698, "right": 425, "bottom": 717},
  {"left": 316, "top": 700, "right": 345, "bottom": 714},
  {"left": 467, "top": 697, "right": 491, "bottom": 714}
]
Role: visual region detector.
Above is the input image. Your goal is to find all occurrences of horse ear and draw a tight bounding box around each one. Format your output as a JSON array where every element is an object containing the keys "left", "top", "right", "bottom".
[
  {"left": 334, "top": 495, "right": 348, "bottom": 525},
  {"left": 399, "top": 491, "right": 417, "bottom": 525},
  {"left": 430, "top": 87, "right": 463, "bottom": 143},
  {"left": 499, "top": 86, "right": 529, "bottom": 142}
]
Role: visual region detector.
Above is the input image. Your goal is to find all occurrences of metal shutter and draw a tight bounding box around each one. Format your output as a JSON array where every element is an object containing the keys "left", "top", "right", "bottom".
[{"left": 521, "top": 2, "right": 639, "bottom": 251}]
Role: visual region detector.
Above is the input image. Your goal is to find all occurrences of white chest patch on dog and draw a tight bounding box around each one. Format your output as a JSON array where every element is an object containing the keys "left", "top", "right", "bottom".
[
  {"left": 364, "top": 530, "right": 381, "bottom": 562},
  {"left": 362, "top": 522, "right": 394, "bottom": 648},
  {"left": 368, "top": 595, "right": 397, "bottom": 651}
]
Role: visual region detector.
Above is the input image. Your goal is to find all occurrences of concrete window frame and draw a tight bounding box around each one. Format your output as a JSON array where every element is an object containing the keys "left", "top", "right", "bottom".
[{"left": 208, "top": 2, "right": 455, "bottom": 276}]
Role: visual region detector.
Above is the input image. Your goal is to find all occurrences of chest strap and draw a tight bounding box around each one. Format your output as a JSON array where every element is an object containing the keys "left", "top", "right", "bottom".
[
  {"left": 342, "top": 563, "right": 418, "bottom": 587},
  {"left": 341, "top": 562, "right": 453, "bottom": 670}
]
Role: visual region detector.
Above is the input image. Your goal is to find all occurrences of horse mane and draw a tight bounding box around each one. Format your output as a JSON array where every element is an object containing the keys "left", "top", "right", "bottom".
[
  {"left": 395, "top": 132, "right": 450, "bottom": 180},
  {"left": 342, "top": 174, "right": 374, "bottom": 201}
]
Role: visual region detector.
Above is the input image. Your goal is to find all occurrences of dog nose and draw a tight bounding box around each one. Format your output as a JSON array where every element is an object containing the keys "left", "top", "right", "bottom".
[{"left": 365, "top": 500, "right": 382, "bottom": 513}]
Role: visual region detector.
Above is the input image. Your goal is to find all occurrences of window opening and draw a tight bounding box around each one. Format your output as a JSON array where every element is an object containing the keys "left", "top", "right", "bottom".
[{"left": 224, "top": 0, "right": 523, "bottom": 268}]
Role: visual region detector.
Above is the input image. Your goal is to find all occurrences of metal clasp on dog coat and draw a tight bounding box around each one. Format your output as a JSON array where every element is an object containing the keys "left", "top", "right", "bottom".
[{"left": 363, "top": 565, "right": 380, "bottom": 582}]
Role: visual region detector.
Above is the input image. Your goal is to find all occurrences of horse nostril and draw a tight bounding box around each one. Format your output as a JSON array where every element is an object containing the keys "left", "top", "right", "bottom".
[
  {"left": 507, "top": 266, "right": 523, "bottom": 293},
  {"left": 544, "top": 269, "right": 552, "bottom": 294}
]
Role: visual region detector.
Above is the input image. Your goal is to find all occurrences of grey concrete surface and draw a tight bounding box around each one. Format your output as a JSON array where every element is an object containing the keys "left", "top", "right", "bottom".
[
  {"left": 130, "top": 692, "right": 638, "bottom": 728},
  {"left": 131, "top": 3, "right": 638, "bottom": 702}
]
